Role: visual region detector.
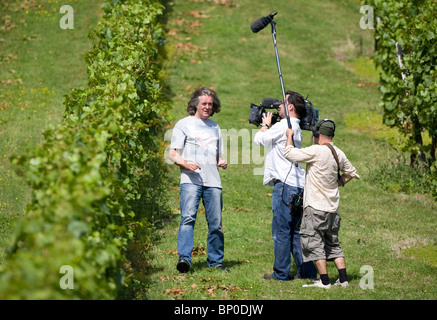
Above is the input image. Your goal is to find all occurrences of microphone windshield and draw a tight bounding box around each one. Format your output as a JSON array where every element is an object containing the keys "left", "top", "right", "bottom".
[{"left": 250, "top": 12, "right": 277, "bottom": 33}]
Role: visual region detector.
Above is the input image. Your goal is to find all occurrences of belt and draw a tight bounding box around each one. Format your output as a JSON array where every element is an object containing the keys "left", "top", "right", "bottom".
[{"left": 272, "top": 178, "right": 282, "bottom": 185}]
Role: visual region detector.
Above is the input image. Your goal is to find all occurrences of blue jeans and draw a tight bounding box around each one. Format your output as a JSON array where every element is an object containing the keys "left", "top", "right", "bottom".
[
  {"left": 177, "top": 183, "right": 224, "bottom": 267},
  {"left": 271, "top": 182, "right": 317, "bottom": 281}
]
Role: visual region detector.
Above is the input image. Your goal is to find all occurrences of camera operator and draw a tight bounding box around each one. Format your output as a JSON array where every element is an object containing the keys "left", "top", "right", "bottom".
[
  {"left": 254, "top": 91, "right": 317, "bottom": 281},
  {"left": 284, "top": 120, "right": 360, "bottom": 288}
]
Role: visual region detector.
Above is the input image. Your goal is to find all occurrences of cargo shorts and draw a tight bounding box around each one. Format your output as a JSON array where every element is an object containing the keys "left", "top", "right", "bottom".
[{"left": 300, "top": 206, "right": 344, "bottom": 262}]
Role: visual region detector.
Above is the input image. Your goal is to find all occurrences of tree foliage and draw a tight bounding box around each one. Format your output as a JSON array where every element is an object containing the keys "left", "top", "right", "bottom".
[
  {"left": 0, "top": 0, "right": 170, "bottom": 299},
  {"left": 364, "top": 0, "right": 437, "bottom": 199}
]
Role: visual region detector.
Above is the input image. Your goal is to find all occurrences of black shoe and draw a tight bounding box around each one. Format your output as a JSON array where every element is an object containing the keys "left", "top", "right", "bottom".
[
  {"left": 263, "top": 273, "right": 289, "bottom": 281},
  {"left": 177, "top": 259, "right": 190, "bottom": 273},
  {"left": 209, "top": 264, "right": 230, "bottom": 273},
  {"left": 263, "top": 273, "right": 274, "bottom": 280},
  {"left": 216, "top": 265, "right": 230, "bottom": 273}
]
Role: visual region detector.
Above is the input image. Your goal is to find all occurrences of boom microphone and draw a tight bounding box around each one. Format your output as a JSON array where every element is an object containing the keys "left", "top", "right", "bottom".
[{"left": 250, "top": 12, "right": 277, "bottom": 33}]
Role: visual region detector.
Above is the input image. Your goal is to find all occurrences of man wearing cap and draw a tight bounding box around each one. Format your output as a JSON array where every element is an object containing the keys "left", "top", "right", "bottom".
[{"left": 283, "top": 119, "right": 360, "bottom": 289}]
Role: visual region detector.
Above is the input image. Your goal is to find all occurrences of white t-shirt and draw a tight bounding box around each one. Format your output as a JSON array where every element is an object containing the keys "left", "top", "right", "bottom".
[
  {"left": 170, "top": 116, "right": 223, "bottom": 188},
  {"left": 253, "top": 117, "right": 305, "bottom": 188}
]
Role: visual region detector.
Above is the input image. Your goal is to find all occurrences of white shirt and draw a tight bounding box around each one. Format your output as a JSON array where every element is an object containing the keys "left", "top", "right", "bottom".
[
  {"left": 253, "top": 117, "right": 305, "bottom": 188},
  {"left": 284, "top": 143, "right": 360, "bottom": 212},
  {"left": 170, "top": 116, "right": 223, "bottom": 188}
]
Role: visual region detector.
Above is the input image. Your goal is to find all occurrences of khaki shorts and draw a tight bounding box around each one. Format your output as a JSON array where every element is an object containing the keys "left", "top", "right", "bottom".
[{"left": 300, "top": 206, "right": 344, "bottom": 262}]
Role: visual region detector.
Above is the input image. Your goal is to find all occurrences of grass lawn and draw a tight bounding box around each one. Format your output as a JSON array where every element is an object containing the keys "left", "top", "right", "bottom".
[
  {"left": 0, "top": 0, "right": 435, "bottom": 301},
  {"left": 146, "top": 0, "right": 437, "bottom": 300}
]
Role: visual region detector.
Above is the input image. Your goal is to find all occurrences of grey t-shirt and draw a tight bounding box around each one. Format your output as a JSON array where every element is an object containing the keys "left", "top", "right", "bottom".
[{"left": 170, "top": 116, "right": 224, "bottom": 188}]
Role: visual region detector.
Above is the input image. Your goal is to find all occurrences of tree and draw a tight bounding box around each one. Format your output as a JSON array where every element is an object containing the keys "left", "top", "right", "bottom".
[{"left": 365, "top": 0, "right": 437, "bottom": 167}]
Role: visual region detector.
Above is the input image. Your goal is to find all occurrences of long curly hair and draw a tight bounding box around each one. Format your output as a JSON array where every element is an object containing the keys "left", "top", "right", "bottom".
[{"left": 187, "top": 87, "right": 221, "bottom": 117}]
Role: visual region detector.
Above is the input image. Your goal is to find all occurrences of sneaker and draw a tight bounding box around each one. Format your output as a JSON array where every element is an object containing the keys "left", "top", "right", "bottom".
[
  {"left": 334, "top": 279, "right": 349, "bottom": 287},
  {"left": 302, "top": 279, "right": 331, "bottom": 289},
  {"left": 176, "top": 259, "right": 190, "bottom": 273}
]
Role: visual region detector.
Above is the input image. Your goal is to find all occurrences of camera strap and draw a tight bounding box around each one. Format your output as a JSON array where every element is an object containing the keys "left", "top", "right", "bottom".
[{"left": 323, "top": 143, "right": 345, "bottom": 187}]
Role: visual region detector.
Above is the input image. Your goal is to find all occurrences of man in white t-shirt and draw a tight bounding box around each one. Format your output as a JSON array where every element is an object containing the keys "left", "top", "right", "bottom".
[
  {"left": 254, "top": 91, "right": 317, "bottom": 281},
  {"left": 169, "top": 87, "right": 228, "bottom": 273}
]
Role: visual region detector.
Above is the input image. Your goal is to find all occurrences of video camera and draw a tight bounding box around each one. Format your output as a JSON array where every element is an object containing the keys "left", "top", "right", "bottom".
[
  {"left": 249, "top": 96, "right": 319, "bottom": 131},
  {"left": 300, "top": 96, "right": 319, "bottom": 131},
  {"left": 249, "top": 98, "right": 282, "bottom": 127}
]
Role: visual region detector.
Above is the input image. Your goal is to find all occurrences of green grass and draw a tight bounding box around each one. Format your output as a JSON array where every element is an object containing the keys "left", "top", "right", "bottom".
[
  {"left": 147, "top": 0, "right": 437, "bottom": 300},
  {"left": 0, "top": 0, "right": 102, "bottom": 263},
  {"left": 0, "top": 0, "right": 436, "bottom": 300}
]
